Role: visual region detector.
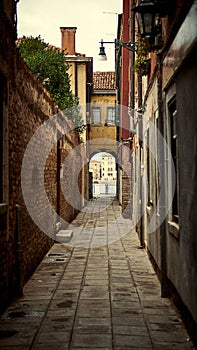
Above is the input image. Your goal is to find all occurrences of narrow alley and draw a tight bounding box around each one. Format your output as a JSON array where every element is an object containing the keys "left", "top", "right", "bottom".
[{"left": 0, "top": 198, "right": 194, "bottom": 349}]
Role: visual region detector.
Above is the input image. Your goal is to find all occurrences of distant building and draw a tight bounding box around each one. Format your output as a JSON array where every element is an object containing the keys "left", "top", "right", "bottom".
[
  {"left": 60, "top": 27, "right": 93, "bottom": 140},
  {"left": 100, "top": 153, "right": 116, "bottom": 183},
  {"left": 89, "top": 159, "right": 102, "bottom": 181},
  {"left": 87, "top": 72, "right": 118, "bottom": 198},
  {"left": 89, "top": 152, "right": 117, "bottom": 197},
  {"left": 88, "top": 71, "right": 117, "bottom": 162}
]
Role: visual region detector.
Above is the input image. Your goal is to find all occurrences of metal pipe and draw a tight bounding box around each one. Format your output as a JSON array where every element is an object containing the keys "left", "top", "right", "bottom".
[
  {"left": 15, "top": 204, "right": 23, "bottom": 297},
  {"left": 157, "top": 53, "right": 168, "bottom": 297},
  {"left": 130, "top": 0, "right": 136, "bottom": 219}
]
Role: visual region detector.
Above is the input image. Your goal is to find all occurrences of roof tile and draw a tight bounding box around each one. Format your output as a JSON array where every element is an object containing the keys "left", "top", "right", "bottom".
[{"left": 93, "top": 71, "right": 116, "bottom": 91}]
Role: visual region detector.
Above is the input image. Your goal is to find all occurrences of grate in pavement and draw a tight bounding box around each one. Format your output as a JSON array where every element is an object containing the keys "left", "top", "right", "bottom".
[{"left": 45, "top": 252, "right": 70, "bottom": 263}]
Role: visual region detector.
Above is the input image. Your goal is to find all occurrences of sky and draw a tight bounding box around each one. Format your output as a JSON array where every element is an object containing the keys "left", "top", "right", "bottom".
[{"left": 17, "top": 0, "right": 122, "bottom": 72}]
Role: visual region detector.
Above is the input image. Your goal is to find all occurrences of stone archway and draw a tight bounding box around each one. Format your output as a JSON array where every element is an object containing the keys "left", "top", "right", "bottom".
[{"left": 88, "top": 150, "right": 118, "bottom": 199}]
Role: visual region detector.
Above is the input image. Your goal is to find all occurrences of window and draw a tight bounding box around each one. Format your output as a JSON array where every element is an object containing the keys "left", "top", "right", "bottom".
[
  {"left": 169, "top": 100, "right": 179, "bottom": 223},
  {"left": 0, "top": 73, "right": 6, "bottom": 203},
  {"left": 92, "top": 107, "right": 101, "bottom": 124},
  {"left": 107, "top": 107, "right": 115, "bottom": 124}
]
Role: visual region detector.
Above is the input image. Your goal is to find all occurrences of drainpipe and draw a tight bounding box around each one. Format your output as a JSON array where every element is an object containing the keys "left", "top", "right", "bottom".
[
  {"left": 157, "top": 52, "right": 168, "bottom": 297},
  {"left": 138, "top": 74, "right": 144, "bottom": 248},
  {"left": 57, "top": 138, "right": 61, "bottom": 217},
  {"left": 15, "top": 204, "right": 23, "bottom": 297},
  {"left": 130, "top": 0, "right": 135, "bottom": 219}
]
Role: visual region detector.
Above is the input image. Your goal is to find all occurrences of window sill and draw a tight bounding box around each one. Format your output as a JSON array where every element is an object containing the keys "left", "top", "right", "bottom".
[
  {"left": 146, "top": 201, "right": 154, "bottom": 216},
  {"left": 168, "top": 220, "right": 180, "bottom": 240},
  {"left": 146, "top": 205, "right": 152, "bottom": 216},
  {"left": 0, "top": 203, "right": 7, "bottom": 216}
]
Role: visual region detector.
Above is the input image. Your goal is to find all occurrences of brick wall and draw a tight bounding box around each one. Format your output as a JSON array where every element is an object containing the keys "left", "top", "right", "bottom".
[{"left": 0, "top": 2, "right": 84, "bottom": 312}]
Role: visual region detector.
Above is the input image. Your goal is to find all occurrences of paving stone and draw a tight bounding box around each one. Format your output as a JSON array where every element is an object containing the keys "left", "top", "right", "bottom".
[
  {"left": 150, "top": 330, "right": 191, "bottom": 343},
  {"left": 84, "top": 279, "right": 109, "bottom": 286},
  {"left": 70, "top": 348, "right": 111, "bottom": 350},
  {"left": 53, "top": 290, "right": 80, "bottom": 300},
  {"left": 114, "top": 334, "right": 152, "bottom": 348},
  {"left": 71, "top": 333, "right": 112, "bottom": 348},
  {"left": 46, "top": 308, "right": 76, "bottom": 317},
  {"left": 34, "top": 331, "right": 70, "bottom": 344},
  {"left": 0, "top": 198, "right": 195, "bottom": 350},
  {"left": 75, "top": 317, "right": 111, "bottom": 326},
  {"left": 73, "top": 324, "right": 111, "bottom": 334},
  {"left": 0, "top": 347, "right": 30, "bottom": 350},
  {"left": 80, "top": 290, "right": 109, "bottom": 300},
  {"left": 76, "top": 305, "right": 111, "bottom": 318},
  {"left": 41, "top": 316, "right": 74, "bottom": 332},
  {"left": 78, "top": 300, "right": 109, "bottom": 307},
  {"left": 0, "top": 327, "right": 35, "bottom": 346},
  {"left": 111, "top": 301, "right": 141, "bottom": 309},
  {"left": 111, "top": 291, "right": 138, "bottom": 301},
  {"left": 152, "top": 341, "right": 195, "bottom": 349},
  {"left": 112, "top": 316, "right": 146, "bottom": 327},
  {"left": 112, "top": 308, "right": 143, "bottom": 317},
  {"left": 81, "top": 286, "right": 109, "bottom": 293},
  {"left": 113, "top": 325, "right": 149, "bottom": 336},
  {"left": 32, "top": 344, "right": 68, "bottom": 350},
  {"left": 115, "top": 348, "right": 152, "bottom": 350}
]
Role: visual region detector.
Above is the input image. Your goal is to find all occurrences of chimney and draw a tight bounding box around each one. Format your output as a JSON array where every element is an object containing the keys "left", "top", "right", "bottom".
[{"left": 60, "top": 27, "right": 77, "bottom": 55}]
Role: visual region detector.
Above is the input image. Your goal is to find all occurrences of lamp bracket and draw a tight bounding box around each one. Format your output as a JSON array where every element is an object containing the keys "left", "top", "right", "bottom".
[
  {"left": 99, "top": 40, "right": 138, "bottom": 52},
  {"left": 116, "top": 40, "right": 138, "bottom": 52}
]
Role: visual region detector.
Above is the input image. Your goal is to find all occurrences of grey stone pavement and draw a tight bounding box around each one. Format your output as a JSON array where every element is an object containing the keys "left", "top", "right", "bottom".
[{"left": 0, "top": 197, "right": 195, "bottom": 349}]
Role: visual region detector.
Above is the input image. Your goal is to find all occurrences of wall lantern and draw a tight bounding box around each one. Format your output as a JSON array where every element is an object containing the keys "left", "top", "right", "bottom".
[
  {"left": 98, "top": 39, "right": 138, "bottom": 61},
  {"left": 132, "top": 0, "right": 168, "bottom": 40},
  {"left": 98, "top": 40, "right": 107, "bottom": 61}
]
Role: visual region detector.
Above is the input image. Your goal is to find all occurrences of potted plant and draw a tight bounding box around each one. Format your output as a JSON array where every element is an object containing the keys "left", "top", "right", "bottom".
[{"left": 134, "top": 37, "right": 150, "bottom": 76}]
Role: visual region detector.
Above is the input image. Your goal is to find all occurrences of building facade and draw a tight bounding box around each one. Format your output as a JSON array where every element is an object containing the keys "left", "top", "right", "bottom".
[
  {"left": 118, "top": 0, "right": 197, "bottom": 343},
  {"left": 59, "top": 27, "right": 93, "bottom": 204},
  {"left": 89, "top": 71, "right": 117, "bottom": 153},
  {"left": 86, "top": 71, "right": 118, "bottom": 199},
  {"left": 89, "top": 153, "right": 117, "bottom": 197}
]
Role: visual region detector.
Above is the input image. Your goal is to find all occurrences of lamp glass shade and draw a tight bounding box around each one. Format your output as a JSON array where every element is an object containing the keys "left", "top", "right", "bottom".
[
  {"left": 98, "top": 45, "right": 107, "bottom": 60},
  {"left": 143, "top": 12, "right": 154, "bottom": 37},
  {"left": 132, "top": 0, "right": 160, "bottom": 38},
  {"left": 98, "top": 54, "right": 107, "bottom": 61}
]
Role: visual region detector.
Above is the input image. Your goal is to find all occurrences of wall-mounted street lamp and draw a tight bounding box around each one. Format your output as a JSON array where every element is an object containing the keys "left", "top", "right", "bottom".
[
  {"left": 132, "top": 0, "right": 168, "bottom": 40},
  {"left": 98, "top": 1, "right": 168, "bottom": 60},
  {"left": 98, "top": 39, "right": 138, "bottom": 61}
]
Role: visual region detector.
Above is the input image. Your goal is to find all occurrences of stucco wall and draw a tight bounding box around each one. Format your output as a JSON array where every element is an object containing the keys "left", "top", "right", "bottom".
[
  {"left": 89, "top": 93, "right": 117, "bottom": 156},
  {"left": 166, "top": 48, "right": 197, "bottom": 323}
]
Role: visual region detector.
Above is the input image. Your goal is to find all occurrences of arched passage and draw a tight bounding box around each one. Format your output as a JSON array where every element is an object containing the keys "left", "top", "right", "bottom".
[{"left": 89, "top": 150, "right": 118, "bottom": 199}]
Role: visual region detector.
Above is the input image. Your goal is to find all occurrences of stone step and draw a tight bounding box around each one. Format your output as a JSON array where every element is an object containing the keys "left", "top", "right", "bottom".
[{"left": 56, "top": 229, "right": 73, "bottom": 243}]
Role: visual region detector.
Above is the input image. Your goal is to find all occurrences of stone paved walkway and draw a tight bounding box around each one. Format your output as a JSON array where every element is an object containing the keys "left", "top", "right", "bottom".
[{"left": 0, "top": 198, "right": 195, "bottom": 349}]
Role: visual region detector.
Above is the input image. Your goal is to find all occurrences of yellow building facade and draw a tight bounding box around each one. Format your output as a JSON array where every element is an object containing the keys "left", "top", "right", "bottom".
[
  {"left": 88, "top": 72, "right": 117, "bottom": 158},
  {"left": 60, "top": 27, "right": 93, "bottom": 141}
]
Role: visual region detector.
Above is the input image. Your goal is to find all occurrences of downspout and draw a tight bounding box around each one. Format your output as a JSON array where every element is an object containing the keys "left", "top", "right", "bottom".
[
  {"left": 157, "top": 52, "right": 168, "bottom": 297},
  {"left": 86, "top": 80, "right": 92, "bottom": 201},
  {"left": 138, "top": 73, "right": 144, "bottom": 248},
  {"left": 57, "top": 138, "right": 61, "bottom": 217},
  {"left": 130, "top": 0, "right": 135, "bottom": 219},
  {"left": 15, "top": 204, "right": 23, "bottom": 297}
]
